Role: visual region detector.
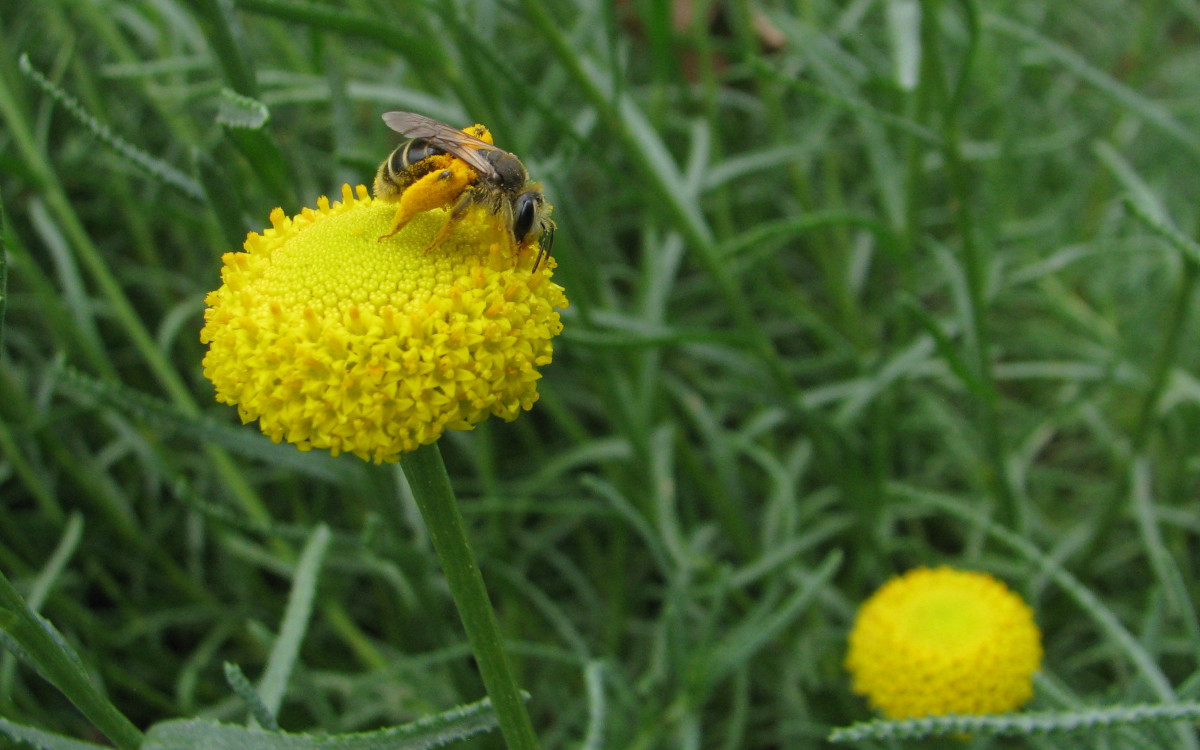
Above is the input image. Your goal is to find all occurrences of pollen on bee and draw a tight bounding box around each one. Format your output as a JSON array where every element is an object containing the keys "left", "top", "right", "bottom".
[{"left": 487, "top": 242, "right": 504, "bottom": 265}]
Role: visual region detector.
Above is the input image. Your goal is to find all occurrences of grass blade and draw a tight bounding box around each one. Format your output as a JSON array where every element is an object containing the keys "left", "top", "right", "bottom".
[
  {"left": 0, "top": 196, "right": 7, "bottom": 353},
  {"left": 1128, "top": 458, "right": 1200, "bottom": 663},
  {"left": 217, "top": 89, "right": 298, "bottom": 208},
  {"left": 1095, "top": 140, "right": 1200, "bottom": 268},
  {"left": 17, "top": 54, "right": 203, "bottom": 200},
  {"left": 225, "top": 662, "right": 281, "bottom": 731},
  {"left": 698, "top": 550, "right": 842, "bottom": 694},
  {"left": 0, "top": 568, "right": 143, "bottom": 750},
  {"left": 55, "top": 366, "right": 363, "bottom": 485},
  {"left": 0, "top": 514, "right": 83, "bottom": 696},
  {"left": 0, "top": 716, "right": 113, "bottom": 750},
  {"left": 830, "top": 702, "right": 1200, "bottom": 742},
  {"left": 142, "top": 693, "right": 509, "bottom": 750},
  {"left": 986, "top": 15, "right": 1200, "bottom": 162},
  {"left": 256, "top": 523, "right": 331, "bottom": 718},
  {"left": 191, "top": 0, "right": 260, "bottom": 97}
]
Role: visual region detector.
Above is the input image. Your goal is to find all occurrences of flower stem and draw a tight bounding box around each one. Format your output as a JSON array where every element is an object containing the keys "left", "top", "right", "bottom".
[{"left": 399, "top": 442, "right": 539, "bottom": 750}]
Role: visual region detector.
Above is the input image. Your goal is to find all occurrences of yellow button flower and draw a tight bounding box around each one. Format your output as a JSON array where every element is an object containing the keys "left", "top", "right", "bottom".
[
  {"left": 845, "top": 567, "right": 1042, "bottom": 719},
  {"left": 201, "top": 184, "right": 567, "bottom": 463}
]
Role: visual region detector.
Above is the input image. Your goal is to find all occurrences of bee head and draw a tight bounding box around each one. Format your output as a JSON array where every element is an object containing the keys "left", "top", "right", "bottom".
[
  {"left": 513, "top": 191, "right": 544, "bottom": 242},
  {"left": 513, "top": 190, "right": 555, "bottom": 271}
]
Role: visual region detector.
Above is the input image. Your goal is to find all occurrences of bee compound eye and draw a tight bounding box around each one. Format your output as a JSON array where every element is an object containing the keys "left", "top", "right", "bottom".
[{"left": 513, "top": 194, "right": 538, "bottom": 241}]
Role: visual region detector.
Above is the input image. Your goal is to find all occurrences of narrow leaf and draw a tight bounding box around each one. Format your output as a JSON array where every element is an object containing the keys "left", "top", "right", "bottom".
[
  {"left": 17, "top": 54, "right": 203, "bottom": 200},
  {"left": 0, "top": 196, "right": 8, "bottom": 353},
  {"left": 216, "top": 89, "right": 297, "bottom": 208},
  {"left": 234, "top": 0, "right": 443, "bottom": 72},
  {"left": 192, "top": 0, "right": 260, "bottom": 97},
  {"left": 216, "top": 88, "right": 270, "bottom": 130},
  {"left": 1096, "top": 140, "right": 1200, "bottom": 266},
  {"left": 699, "top": 550, "right": 841, "bottom": 692},
  {"left": 829, "top": 702, "right": 1200, "bottom": 742},
  {"left": 580, "top": 661, "right": 606, "bottom": 750},
  {"left": 986, "top": 16, "right": 1200, "bottom": 161},
  {"left": 224, "top": 662, "right": 280, "bottom": 731},
  {"left": 886, "top": 0, "right": 921, "bottom": 91},
  {"left": 142, "top": 694, "right": 509, "bottom": 750},
  {"left": 256, "top": 524, "right": 331, "bottom": 717},
  {"left": 193, "top": 147, "right": 251, "bottom": 247},
  {"left": 55, "top": 367, "right": 361, "bottom": 485},
  {"left": 0, "top": 569, "right": 142, "bottom": 750},
  {"left": 0, "top": 716, "right": 112, "bottom": 750},
  {"left": 1128, "top": 459, "right": 1200, "bottom": 661},
  {"left": 0, "top": 519, "right": 84, "bottom": 715}
]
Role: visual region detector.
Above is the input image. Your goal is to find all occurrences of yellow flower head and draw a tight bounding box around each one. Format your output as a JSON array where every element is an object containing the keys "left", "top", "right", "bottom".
[
  {"left": 845, "top": 567, "right": 1042, "bottom": 719},
  {"left": 200, "top": 184, "right": 567, "bottom": 463}
]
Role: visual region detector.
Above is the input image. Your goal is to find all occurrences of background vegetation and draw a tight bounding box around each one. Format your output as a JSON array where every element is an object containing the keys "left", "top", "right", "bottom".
[{"left": 1, "top": 0, "right": 1199, "bottom": 747}]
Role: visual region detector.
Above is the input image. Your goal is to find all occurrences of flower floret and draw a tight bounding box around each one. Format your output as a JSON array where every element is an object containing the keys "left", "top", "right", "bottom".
[{"left": 201, "top": 184, "right": 567, "bottom": 463}]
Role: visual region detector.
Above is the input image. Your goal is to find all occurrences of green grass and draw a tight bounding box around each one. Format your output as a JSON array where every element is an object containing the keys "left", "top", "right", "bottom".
[{"left": 2, "top": 0, "right": 1200, "bottom": 748}]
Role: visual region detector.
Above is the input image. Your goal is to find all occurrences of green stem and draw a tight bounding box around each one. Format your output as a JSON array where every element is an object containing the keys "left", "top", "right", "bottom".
[
  {"left": 399, "top": 442, "right": 539, "bottom": 750},
  {"left": 0, "top": 568, "right": 142, "bottom": 750}
]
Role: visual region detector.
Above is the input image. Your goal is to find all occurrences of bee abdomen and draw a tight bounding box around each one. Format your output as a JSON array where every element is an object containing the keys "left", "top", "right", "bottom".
[{"left": 386, "top": 139, "right": 447, "bottom": 190}]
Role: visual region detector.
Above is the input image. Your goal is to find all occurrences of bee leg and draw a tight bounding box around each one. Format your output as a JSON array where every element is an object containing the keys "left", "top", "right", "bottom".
[
  {"left": 423, "top": 189, "right": 476, "bottom": 254},
  {"left": 532, "top": 223, "right": 555, "bottom": 272},
  {"left": 379, "top": 161, "right": 474, "bottom": 241},
  {"left": 379, "top": 208, "right": 416, "bottom": 241}
]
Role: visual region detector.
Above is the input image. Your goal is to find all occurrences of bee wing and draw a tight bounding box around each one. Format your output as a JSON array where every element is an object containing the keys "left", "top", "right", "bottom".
[{"left": 381, "top": 111, "right": 502, "bottom": 179}]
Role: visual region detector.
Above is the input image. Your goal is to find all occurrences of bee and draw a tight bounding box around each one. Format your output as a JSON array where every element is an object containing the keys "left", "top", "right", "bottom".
[{"left": 374, "top": 111, "right": 556, "bottom": 271}]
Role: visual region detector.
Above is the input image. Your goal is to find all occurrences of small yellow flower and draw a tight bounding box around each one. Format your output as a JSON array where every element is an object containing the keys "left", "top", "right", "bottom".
[
  {"left": 845, "top": 567, "right": 1042, "bottom": 719},
  {"left": 200, "top": 184, "right": 567, "bottom": 463}
]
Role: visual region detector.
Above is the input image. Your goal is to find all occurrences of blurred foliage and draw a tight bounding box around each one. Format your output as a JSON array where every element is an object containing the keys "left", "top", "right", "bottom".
[{"left": 1, "top": 0, "right": 1200, "bottom": 748}]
